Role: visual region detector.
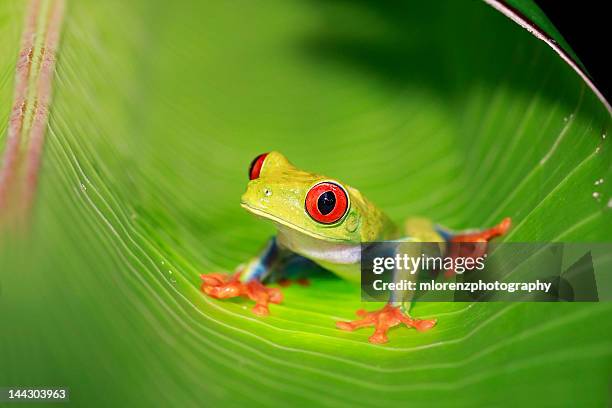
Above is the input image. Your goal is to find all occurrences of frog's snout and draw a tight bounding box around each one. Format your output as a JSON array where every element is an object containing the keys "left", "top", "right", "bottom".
[{"left": 241, "top": 179, "right": 273, "bottom": 207}]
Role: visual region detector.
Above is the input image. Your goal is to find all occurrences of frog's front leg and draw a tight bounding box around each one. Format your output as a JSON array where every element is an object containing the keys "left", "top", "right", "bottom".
[
  {"left": 336, "top": 241, "right": 437, "bottom": 344},
  {"left": 336, "top": 234, "right": 439, "bottom": 343},
  {"left": 200, "top": 237, "right": 285, "bottom": 316}
]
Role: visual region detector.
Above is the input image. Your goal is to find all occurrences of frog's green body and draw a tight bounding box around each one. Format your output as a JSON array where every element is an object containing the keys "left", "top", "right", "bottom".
[{"left": 201, "top": 151, "right": 510, "bottom": 344}]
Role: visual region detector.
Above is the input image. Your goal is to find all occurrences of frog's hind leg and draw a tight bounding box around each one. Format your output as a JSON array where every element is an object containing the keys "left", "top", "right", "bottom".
[
  {"left": 201, "top": 237, "right": 284, "bottom": 316},
  {"left": 440, "top": 217, "right": 511, "bottom": 276}
]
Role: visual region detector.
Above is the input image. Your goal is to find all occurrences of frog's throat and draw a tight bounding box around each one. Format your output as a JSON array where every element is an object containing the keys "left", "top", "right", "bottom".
[{"left": 240, "top": 202, "right": 353, "bottom": 243}]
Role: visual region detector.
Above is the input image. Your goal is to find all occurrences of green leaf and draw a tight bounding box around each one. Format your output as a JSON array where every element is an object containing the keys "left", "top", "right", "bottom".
[{"left": 1, "top": 0, "right": 610, "bottom": 407}]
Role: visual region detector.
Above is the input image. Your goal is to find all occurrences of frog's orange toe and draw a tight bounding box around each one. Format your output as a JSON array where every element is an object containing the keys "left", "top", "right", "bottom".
[
  {"left": 412, "top": 318, "right": 437, "bottom": 332},
  {"left": 498, "top": 217, "right": 512, "bottom": 235},
  {"left": 252, "top": 304, "right": 270, "bottom": 316},
  {"left": 200, "top": 272, "right": 242, "bottom": 298},
  {"left": 369, "top": 331, "right": 389, "bottom": 344},
  {"left": 336, "top": 304, "right": 436, "bottom": 344},
  {"left": 355, "top": 309, "right": 369, "bottom": 317},
  {"left": 335, "top": 321, "right": 356, "bottom": 331},
  {"left": 266, "top": 287, "right": 283, "bottom": 304},
  {"left": 200, "top": 273, "right": 230, "bottom": 287}
]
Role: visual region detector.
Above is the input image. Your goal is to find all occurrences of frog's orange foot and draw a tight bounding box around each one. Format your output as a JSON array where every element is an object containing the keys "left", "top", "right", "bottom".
[
  {"left": 200, "top": 272, "right": 283, "bottom": 316},
  {"left": 336, "top": 304, "right": 436, "bottom": 344},
  {"left": 445, "top": 217, "right": 511, "bottom": 276}
]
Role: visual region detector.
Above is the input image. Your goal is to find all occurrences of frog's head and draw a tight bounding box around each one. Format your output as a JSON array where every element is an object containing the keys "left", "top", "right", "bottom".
[{"left": 240, "top": 151, "right": 391, "bottom": 243}]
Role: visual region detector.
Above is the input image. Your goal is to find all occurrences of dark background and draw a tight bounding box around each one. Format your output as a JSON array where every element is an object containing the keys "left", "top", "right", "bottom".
[{"left": 535, "top": 1, "right": 610, "bottom": 102}]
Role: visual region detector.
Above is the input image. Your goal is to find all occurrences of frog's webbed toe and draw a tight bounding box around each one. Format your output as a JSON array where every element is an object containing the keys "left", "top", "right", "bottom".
[{"left": 336, "top": 304, "right": 436, "bottom": 344}]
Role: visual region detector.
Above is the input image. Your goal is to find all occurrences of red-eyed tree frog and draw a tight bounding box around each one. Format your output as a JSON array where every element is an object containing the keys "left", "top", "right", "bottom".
[{"left": 200, "top": 152, "right": 511, "bottom": 343}]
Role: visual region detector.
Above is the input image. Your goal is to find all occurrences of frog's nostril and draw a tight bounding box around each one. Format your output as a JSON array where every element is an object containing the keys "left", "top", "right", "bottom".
[{"left": 264, "top": 188, "right": 272, "bottom": 197}]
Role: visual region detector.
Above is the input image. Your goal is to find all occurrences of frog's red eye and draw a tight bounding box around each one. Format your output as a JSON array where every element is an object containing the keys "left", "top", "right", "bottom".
[
  {"left": 249, "top": 153, "right": 269, "bottom": 180},
  {"left": 305, "top": 182, "right": 349, "bottom": 224}
]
